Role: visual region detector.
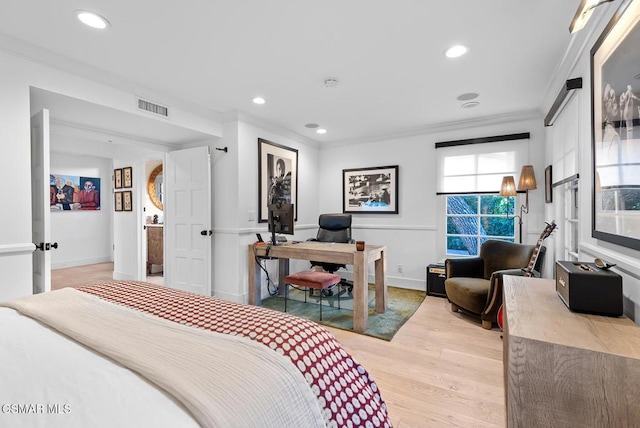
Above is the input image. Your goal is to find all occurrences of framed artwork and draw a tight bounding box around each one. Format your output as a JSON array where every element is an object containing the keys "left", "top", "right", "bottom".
[
  {"left": 123, "top": 191, "right": 133, "bottom": 212},
  {"left": 258, "top": 138, "right": 298, "bottom": 222},
  {"left": 114, "top": 192, "right": 123, "bottom": 212},
  {"left": 50, "top": 174, "right": 101, "bottom": 211},
  {"left": 123, "top": 166, "right": 133, "bottom": 188},
  {"left": 591, "top": 0, "right": 640, "bottom": 250},
  {"left": 544, "top": 165, "right": 553, "bottom": 203},
  {"left": 343, "top": 165, "right": 399, "bottom": 214},
  {"left": 114, "top": 168, "right": 123, "bottom": 189}
]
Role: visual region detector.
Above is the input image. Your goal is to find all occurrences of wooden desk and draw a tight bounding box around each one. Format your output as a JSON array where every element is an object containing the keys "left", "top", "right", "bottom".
[
  {"left": 503, "top": 275, "right": 640, "bottom": 427},
  {"left": 248, "top": 242, "right": 387, "bottom": 333}
]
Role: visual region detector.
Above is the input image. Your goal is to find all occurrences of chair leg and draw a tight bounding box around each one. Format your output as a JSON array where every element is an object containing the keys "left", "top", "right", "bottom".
[
  {"left": 337, "top": 283, "right": 340, "bottom": 310},
  {"left": 482, "top": 320, "right": 493, "bottom": 330},
  {"left": 284, "top": 284, "right": 288, "bottom": 313},
  {"left": 319, "top": 292, "right": 323, "bottom": 321}
]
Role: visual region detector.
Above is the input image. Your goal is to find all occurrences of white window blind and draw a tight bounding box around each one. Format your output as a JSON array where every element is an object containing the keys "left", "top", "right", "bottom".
[{"left": 436, "top": 135, "right": 529, "bottom": 194}]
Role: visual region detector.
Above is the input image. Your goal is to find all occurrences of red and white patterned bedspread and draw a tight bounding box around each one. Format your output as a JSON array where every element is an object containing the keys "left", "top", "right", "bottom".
[{"left": 78, "top": 281, "right": 391, "bottom": 428}]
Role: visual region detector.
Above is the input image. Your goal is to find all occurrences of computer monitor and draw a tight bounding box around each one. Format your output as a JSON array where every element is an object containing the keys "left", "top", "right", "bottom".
[{"left": 268, "top": 203, "right": 294, "bottom": 245}]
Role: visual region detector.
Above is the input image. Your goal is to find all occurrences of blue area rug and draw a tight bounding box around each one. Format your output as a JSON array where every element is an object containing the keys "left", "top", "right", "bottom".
[{"left": 260, "top": 285, "right": 426, "bottom": 341}]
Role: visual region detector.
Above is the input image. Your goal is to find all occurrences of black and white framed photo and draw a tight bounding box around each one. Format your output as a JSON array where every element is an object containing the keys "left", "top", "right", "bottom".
[
  {"left": 591, "top": 0, "right": 640, "bottom": 250},
  {"left": 258, "top": 138, "right": 298, "bottom": 222},
  {"left": 343, "top": 165, "right": 399, "bottom": 214},
  {"left": 544, "top": 165, "right": 553, "bottom": 204}
]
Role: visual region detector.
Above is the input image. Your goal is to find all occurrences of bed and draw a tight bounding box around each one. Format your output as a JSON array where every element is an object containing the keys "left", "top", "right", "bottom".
[{"left": 0, "top": 281, "right": 391, "bottom": 428}]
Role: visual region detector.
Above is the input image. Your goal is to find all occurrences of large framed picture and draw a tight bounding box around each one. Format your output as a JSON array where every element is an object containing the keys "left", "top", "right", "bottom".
[
  {"left": 591, "top": 0, "right": 640, "bottom": 251},
  {"left": 343, "top": 165, "right": 399, "bottom": 214},
  {"left": 258, "top": 138, "right": 298, "bottom": 222}
]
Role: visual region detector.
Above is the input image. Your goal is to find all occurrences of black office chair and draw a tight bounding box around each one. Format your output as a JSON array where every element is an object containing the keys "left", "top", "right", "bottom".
[{"left": 308, "top": 213, "right": 354, "bottom": 295}]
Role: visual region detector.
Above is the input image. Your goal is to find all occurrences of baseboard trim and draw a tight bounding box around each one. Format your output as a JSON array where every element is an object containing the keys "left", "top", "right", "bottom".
[
  {"left": 214, "top": 289, "right": 244, "bottom": 304},
  {"left": 52, "top": 257, "right": 112, "bottom": 270}
]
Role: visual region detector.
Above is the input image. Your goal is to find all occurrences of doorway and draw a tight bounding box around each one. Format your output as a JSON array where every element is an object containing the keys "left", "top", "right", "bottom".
[{"left": 30, "top": 87, "right": 212, "bottom": 292}]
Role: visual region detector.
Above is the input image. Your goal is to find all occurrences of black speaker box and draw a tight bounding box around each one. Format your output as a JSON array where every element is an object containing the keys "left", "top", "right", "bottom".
[
  {"left": 427, "top": 264, "right": 446, "bottom": 297},
  {"left": 555, "top": 261, "right": 623, "bottom": 317}
]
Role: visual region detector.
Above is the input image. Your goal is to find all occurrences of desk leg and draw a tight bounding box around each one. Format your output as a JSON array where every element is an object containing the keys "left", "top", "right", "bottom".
[
  {"left": 375, "top": 248, "right": 387, "bottom": 313},
  {"left": 353, "top": 250, "right": 368, "bottom": 333},
  {"left": 248, "top": 246, "right": 261, "bottom": 306}
]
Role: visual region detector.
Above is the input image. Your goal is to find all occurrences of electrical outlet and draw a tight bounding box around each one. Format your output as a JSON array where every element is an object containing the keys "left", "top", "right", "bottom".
[{"left": 397, "top": 264, "right": 403, "bottom": 273}]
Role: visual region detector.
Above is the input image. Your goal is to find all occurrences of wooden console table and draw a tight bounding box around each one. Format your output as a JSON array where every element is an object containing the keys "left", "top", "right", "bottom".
[
  {"left": 503, "top": 275, "right": 640, "bottom": 427},
  {"left": 248, "top": 242, "right": 387, "bottom": 333}
]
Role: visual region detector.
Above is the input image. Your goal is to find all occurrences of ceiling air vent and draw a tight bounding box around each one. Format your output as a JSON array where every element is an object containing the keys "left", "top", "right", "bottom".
[{"left": 137, "top": 98, "right": 169, "bottom": 117}]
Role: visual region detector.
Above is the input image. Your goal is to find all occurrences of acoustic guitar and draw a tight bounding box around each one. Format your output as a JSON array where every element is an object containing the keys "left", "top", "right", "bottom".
[{"left": 496, "top": 220, "right": 557, "bottom": 330}]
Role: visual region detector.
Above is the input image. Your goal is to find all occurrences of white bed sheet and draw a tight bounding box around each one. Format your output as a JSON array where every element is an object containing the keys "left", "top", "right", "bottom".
[{"left": 0, "top": 307, "right": 199, "bottom": 428}]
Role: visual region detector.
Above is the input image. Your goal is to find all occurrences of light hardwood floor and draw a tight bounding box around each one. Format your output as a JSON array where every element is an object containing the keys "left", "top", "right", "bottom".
[
  {"left": 51, "top": 263, "right": 505, "bottom": 427},
  {"left": 51, "top": 262, "right": 164, "bottom": 290}
]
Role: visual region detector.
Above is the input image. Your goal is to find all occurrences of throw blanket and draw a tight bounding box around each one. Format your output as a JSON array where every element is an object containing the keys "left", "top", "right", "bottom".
[
  {"left": 78, "top": 281, "right": 391, "bottom": 427},
  {"left": 1, "top": 289, "right": 325, "bottom": 428}
]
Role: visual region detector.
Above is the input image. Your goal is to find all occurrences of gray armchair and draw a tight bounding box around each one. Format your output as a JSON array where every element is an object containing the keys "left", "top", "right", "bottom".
[{"left": 444, "top": 240, "right": 545, "bottom": 329}]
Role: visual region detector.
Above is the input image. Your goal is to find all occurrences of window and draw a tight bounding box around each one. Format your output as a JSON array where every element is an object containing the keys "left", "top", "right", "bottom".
[
  {"left": 446, "top": 194, "right": 515, "bottom": 256},
  {"left": 436, "top": 133, "right": 530, "bottom": 257}
]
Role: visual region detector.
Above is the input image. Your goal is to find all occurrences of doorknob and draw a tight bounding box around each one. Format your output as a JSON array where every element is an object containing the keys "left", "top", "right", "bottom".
[
  {"left": 35, "top": 242, "right": 58, "bottom": 251},
  {"left": 200, "top": 230, "right": 213, "bottom": 236}
]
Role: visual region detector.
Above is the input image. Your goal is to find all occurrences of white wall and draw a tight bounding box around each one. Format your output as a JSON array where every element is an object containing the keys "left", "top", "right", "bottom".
[
  {"left": 213, "top": 119, "right": 321, "bottom": 303},
  {"left": 49, "top": 151, "right": 113, "bottom": 269},
  {"left": 318, "top": 115, "right": 546, "bottom": 290}
]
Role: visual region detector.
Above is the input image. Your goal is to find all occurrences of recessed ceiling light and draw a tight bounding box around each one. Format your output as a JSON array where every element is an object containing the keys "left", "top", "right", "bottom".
[
  {"left": 76, "top": 11, "right": 110, "bottom": 29},
  {"left": 457, "top": 92, "right": 479, "bottom": 101},
  {"left": 461, "top": 101, "right": 480, "bottom": 108},
  {"left": 305, "top": 123, "right": 319, "bottom": 129},
  {"left": 316, "top": 128, "right": 327, "bottom": 134},
  {"left": 445, "top": 45, "right": 468, "bottom": 58},
  {"left": 252, "top": 97, "right": 266, "bottom": 105}
]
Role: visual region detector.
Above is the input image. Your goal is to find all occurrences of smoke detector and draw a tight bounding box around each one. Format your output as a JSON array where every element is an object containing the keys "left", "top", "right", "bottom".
[{"left": 324, "top": 77, "right": 339, "bottom": 88}]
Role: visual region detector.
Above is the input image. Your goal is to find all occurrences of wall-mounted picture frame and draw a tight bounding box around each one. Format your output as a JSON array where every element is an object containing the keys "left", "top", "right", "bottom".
[
  {"left": 591, "top": 0, "right": 640, "bottom": 251},
  {"left": 123, "top": 166, "right": 133, "bottom": 188},
  {"left": 114, "top": 168, "right": 123, "bottom": 189},
  {"left": 123, "top": 190, "right": 133, "bottom": 212},
  {"left": 258, "top": 138, "right": 298, "bottom": 222},
  {"left": 114, "top": 192, "right": 123, "bottom": 212},
  {"left": 50, "top": 174, "right": 101, "bottom": 211},
  {"left": 544, "top": 165, "right": 553, "bottom": 203},
  {"left": 343, "top": 165, "right": 399, "bottom": 214}
]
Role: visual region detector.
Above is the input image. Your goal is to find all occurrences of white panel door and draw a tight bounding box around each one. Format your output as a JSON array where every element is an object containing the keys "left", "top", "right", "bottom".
[
  {"left": 31, "top": 109, "right": 52, "bottom": 294},
  {"left": 164, "top": 146, "right": 212, "bottom": 296}
]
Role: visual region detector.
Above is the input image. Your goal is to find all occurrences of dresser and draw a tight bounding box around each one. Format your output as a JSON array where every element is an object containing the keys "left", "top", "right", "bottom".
[
  {"left": 146, "top": 224, "right": 163, "bottom": 274},
  {"left": 503, "top": 275, "right": 640, "bottom": 427}
]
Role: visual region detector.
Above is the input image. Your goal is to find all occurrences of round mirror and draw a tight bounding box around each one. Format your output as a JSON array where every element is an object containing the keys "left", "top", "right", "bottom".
[{"left": 148, "top": 165, "right": 163, "bottom": 210}]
